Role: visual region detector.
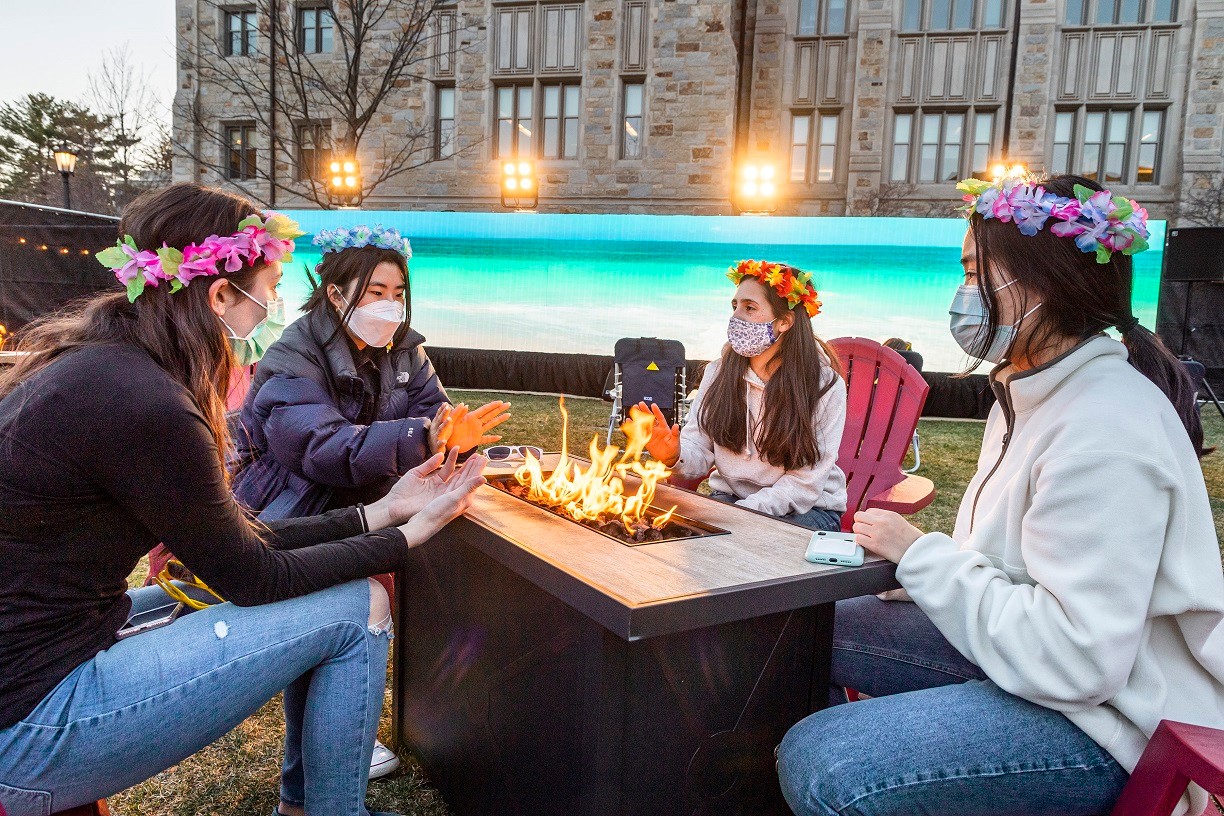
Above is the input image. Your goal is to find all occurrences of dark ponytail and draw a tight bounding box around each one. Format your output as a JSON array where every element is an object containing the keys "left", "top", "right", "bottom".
[
  {"left": 1118, "top": 321, "right": 1211, "bottom": 456},
  {"left": 971, "top": 174, "right": 1210, "bottom": 458}
]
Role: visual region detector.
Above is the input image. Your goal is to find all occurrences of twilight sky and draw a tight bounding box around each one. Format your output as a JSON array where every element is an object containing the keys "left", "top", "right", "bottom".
[{"left": 0, "top": 0, "right": 177, "bottom": 120}]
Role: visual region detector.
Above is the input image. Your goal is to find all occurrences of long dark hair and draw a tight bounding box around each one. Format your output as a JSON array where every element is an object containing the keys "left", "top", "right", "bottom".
[
  {"left": 301, "top": 246, "right": 411, "bottom": 347},
  {"left": 700, "top": 274, "right": 842, "bottom": 471},
  {"left": 0, "top": 183, "right": 270, "bottom": 477},
  {"left": 969, "top": 173, "right": 1209, "bottom": 457}
]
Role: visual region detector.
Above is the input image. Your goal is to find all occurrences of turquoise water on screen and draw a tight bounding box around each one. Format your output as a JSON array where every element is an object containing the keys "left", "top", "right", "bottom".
[{"left": 282, "top": 212, "right": 1165, "bottom": 373}]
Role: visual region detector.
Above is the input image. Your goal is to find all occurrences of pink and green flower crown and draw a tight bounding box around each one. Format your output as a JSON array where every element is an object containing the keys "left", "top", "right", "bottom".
[
  {"left": 95, "top": 212, "right": 306, "bottom": 302},
  {"left": 956, "top": 175, "right": 1149, "bottom": 264},
  {"left": 727, "top": 259, "right": 822, "bottom": 317}
]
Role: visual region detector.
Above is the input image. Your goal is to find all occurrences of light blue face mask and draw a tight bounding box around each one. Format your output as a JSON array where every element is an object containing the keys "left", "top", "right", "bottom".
[
  {"left": 948, "top": 279, "right": 1041, "bottom": 365},
  {"left": 220, "top": 284, "right": 286, "bottom": 367}
]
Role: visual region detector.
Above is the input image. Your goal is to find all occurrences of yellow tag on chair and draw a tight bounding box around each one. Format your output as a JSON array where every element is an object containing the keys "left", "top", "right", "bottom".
[{"left": 646, "top": 362, "right": 659, "bottom": 371}]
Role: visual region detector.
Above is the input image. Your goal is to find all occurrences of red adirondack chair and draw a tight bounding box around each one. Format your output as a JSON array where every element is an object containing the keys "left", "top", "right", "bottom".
[
  {"left": 667, "top": 337, "right": 935, "bottom": 530},
  {"left": 1111, "top": 720, "right": 1224, "bottom": 816}
]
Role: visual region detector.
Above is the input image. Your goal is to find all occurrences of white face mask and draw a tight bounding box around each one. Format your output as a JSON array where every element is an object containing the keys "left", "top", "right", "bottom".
[
  {"left": 948, "top": 279, "right": 1041, "bottom": 365},
  {"left": 333, "top": 285, "right": 405, "bottom": 348}
]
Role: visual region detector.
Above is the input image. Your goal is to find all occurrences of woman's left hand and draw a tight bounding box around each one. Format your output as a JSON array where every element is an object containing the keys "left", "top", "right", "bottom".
[
  {"left": 444, "top": 401, "right": 512, "bottom": 454},
  {"left": 367, "top": 447, "right": 486, "bottom": 528},
  {"left": 852, "top": 508, "right": 924, "bottom": 564}
]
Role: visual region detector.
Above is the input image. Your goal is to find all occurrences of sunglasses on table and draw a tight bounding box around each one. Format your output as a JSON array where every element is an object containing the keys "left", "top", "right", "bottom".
[{"left": 485, "top": 445, "right": 544, "bottom": 463}]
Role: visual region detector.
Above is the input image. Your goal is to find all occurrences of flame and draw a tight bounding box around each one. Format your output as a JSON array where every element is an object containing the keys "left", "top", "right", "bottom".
[{"left": 515, "top": 397, "right": 679, "bottom": 533}]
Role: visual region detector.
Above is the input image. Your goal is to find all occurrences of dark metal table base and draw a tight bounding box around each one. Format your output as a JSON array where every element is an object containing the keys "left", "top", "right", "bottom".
[{"left": 394, "top": 535, "right": 836, "bottom": 816}]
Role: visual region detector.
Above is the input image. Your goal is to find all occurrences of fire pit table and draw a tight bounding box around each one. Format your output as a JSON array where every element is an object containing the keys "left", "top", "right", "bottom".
[{"left": 393, "top": 453, "right": 899, "bottom": 816}]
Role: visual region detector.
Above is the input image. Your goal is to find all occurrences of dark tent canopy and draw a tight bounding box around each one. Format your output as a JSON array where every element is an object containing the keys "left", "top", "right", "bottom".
[{"left": 0, "top": 199, "right": 119, "bottom": 335}]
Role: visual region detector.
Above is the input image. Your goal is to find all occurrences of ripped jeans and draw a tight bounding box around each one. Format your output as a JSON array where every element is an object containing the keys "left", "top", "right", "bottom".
[{"left": 0, "top": 580, "right": 391, "bottom": 816}]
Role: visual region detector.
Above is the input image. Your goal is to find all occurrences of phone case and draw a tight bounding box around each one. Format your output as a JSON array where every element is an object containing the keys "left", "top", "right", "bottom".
[{"left": 804, "top": 530, "right": 865, "bottom": 567}]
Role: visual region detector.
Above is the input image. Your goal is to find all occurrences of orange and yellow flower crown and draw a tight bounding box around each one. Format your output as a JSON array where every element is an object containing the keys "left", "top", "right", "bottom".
[{"left": 726, "top": 259, "right": 822, "bottom": 317}]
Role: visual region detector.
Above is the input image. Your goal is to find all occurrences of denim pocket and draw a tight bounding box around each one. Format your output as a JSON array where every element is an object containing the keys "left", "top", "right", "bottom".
[{"left": 0, "top": 781, "right": 53, "bottom": 816}]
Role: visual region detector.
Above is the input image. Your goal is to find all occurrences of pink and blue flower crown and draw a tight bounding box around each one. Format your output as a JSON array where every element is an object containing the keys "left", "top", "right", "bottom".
[
  {"left": 312, "top": 225, "right": 412, "bottom": 257},
  {"left": 956, "top": 175, "right": 1150, "bottom": 264},
  {"left": 95, "top": 213, "right": 305, "bottom": 303}
]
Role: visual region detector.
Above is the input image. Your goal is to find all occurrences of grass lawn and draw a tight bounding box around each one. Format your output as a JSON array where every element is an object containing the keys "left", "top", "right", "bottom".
[{"left": 111, "top": 392, "right": 1224, "bottom": 815}]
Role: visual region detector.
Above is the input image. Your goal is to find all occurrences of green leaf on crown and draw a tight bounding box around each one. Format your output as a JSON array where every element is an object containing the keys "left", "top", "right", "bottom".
[
  {"left": 157, "top": 246, "right": 184, "bottom": 278},
  {"left": 96, "top": 244, "right": 130, "bottom": 268},
  {"left": 126, "top": 275, "right": 146, "bottom": 303}
]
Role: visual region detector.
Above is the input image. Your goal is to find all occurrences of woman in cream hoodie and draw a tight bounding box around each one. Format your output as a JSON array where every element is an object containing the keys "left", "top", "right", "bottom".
[
  {"left": 640, "top": 260, "right": 847, "bottom": 531},
  {"left": 777, "top": 174, "right": 1223, "bottom": 816}
]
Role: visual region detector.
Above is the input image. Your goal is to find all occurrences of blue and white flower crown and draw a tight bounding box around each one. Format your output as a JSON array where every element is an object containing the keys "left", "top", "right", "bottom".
[
  {"left": 312, "top": 225, "right": 412, "bottom": 257},
  {"left": 956, "top": 173, "right": 1149, "bottom": 264}
]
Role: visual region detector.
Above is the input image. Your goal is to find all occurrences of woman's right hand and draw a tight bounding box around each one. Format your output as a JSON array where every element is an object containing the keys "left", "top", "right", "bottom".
[
  {"left": 633, "top": 402, "right": 681, "bottom": 466},
  {"left": 398, "top": 454, "right": 488, "bottom": 547}
]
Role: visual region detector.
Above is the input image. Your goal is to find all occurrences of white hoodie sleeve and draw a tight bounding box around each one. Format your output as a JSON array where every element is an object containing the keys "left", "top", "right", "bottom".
[
  {"left": 896, "top": 451, "right": 1174, "bottom": 711},
  {"left": 673, "top": 362, "right": 718, "bottom": 480},
  {"left": 736, "top": 370, "right": 847, "bottom": 517}
]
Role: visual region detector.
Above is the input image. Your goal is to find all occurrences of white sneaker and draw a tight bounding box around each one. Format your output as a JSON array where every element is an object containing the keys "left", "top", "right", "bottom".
[{"left": 370, "top": 739, "right": 401, "bottom": 780}]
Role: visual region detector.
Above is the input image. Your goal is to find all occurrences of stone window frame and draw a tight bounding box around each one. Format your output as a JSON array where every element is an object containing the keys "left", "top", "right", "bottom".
[
  {"left": 788, "top": 109, "right": 843, "bottom": 184},
  {"left": 223, "top": 6, "right": 259, "bottom": 57},
  {"left": 888, "top": 106, "right": 998, "bottom": 183},
  {"left": 296, "top": 4, "right": 335, "bottom": 54},
  {"left": 1048, "top": 105, "right": 1167, "bottom": 184},
  {"left": 1063, "top": 0, "right": 1177, "bottom": 26},
  {"left": 899, "top": 0, "right": 1006, "bottom": 32},
  {"left": 223, "top": 122, "right": 259, "bottom": 181}
]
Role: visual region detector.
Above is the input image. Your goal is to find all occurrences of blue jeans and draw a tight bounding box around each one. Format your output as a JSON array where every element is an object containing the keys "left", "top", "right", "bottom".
[
  {"left": 0, "top": 580, "right": 391, "bottom": 816},
  {"left": 776, "top": 596, "right": 1129, "bottom": 816},
  {"left": 708, "top": 490, "right": 842, "bottom": 532}
]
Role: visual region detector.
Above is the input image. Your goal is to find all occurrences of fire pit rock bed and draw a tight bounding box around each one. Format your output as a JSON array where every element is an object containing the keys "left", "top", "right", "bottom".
[{"left": 393, "top": 455, "right": 898, "bottom": 816}]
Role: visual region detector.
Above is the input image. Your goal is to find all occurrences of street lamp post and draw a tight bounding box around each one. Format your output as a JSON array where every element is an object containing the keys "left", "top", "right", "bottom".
[{"left": 53, "top": 147, "right": 77, "bottom": 210}]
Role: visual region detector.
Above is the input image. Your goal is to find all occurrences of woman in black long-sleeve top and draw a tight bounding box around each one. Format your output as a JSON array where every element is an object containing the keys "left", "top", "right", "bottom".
[{"left": 0, "top": 183, "right": 485, "bottom": 816}]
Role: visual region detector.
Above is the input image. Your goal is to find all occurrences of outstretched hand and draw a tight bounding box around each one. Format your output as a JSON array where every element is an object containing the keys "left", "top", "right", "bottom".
[
  {"left": 367, "top": 446, "right": 487, "bottom": 530},
  {"left": 399, "top": 453, "right": 488, "bottom": 546},
  {"left": 633, "top": 402, "right": 680, "bottom": 466}
]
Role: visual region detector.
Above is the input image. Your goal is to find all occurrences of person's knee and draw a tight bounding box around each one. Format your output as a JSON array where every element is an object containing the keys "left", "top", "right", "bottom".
[
  {"left": 777, "top": 713, "right": 854, "bottom": 816},
  {"left": 367, "top": 578, "right": 391, "bottom": 632}
]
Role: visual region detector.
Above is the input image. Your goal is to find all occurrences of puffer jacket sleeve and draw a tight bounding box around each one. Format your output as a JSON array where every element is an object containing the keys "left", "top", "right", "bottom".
[
  {"left": 255, "top": 373, "right": 432, "bottom": 488},
  {"left": 400, "top": 347, "right": 450, "bottom": 419}
]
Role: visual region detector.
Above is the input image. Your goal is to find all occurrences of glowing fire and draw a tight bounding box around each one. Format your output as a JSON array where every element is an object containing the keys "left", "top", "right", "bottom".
[{"left": 514, "top": 397, "right": 679, "bottom": 534}]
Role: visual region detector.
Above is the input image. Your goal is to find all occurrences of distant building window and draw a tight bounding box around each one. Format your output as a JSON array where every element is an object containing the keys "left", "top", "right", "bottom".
[
  {"left": 1053, "top": 107, "right": 1163, "bottom": 184},
  {"left": 298, "top": 6, "right": 334, "bottom": 54},
  {"left": 899, "top": 0, "right": 1005, "bottom": 30},
  {"left": 789, "top": 112, "right": 840, "bottom": 182},
  {"left": 225, "top": 9, "right": 258, "bottom": 57},
  {"left": 295, "top": 122, "right": 331, "bottom": 181},
  {"left": 797, "top": 0, "right": 847, "bottom": 35},
  {"left": 542, "top": 84, "right": 580, "bottom": 160},
  {"left": 621, "top": 81, "right": 644, "bottom": 159},
  {"left": 225, "top": 124, "right": 258, "bottom": 180},
  {"left": 437, "top": 87, "right": 456, "bottom": 159},
  {"left": 496, "top": 85, "right": 535, "bottom": 159},
  {"left": 1065, "top": 0, "right": 1175, "bottom": 24},
  {"left": 891, "top": 108, "right": 995, "bottom": 182}
]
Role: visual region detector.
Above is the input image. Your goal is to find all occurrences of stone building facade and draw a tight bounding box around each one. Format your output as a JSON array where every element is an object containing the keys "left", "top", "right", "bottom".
[{"left": 174, "top": 0, "right": 1224, "bottom": 218}]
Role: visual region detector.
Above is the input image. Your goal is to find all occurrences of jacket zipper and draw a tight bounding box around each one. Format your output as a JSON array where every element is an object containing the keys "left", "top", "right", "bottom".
[{"left": 969, "top": 382, "right": 1016, "bottom": 533}]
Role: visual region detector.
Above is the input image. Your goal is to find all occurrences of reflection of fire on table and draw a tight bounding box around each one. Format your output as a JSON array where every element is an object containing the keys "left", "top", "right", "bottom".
[{"left": 487, "top": 396, "right": 722, "bottom": 546}]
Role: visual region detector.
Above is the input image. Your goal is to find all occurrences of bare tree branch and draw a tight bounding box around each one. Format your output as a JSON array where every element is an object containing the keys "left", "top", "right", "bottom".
[
  {"left": 175, "top": 0, "right": 484, "bottom": 209},
  {"left": 1180, "top": 173, "right": 1224, "bottom": 228}
]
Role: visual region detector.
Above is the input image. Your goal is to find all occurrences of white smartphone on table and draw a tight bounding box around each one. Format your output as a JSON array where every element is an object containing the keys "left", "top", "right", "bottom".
[{"left": 804, "top": 530, "right": 865, "bottom": 567}]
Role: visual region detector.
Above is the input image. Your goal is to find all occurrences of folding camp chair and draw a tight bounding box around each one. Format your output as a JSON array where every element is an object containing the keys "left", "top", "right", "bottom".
[
  {"left": 1181, "top": 358, "right": 1224, "bottom": 422},
  {"left": 604, "top": 337, "right": 689, "bottom": 444}
]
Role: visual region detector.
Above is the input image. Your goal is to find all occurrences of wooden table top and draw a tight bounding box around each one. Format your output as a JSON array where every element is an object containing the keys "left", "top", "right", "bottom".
[{"left": 448, "top": 453, "right": 899, "bottom": 640}]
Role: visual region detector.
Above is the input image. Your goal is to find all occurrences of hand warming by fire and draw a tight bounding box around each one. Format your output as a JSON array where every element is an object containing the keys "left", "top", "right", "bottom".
[{"left": 506, "top": 397, "right": 681, "bottom": 541}]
